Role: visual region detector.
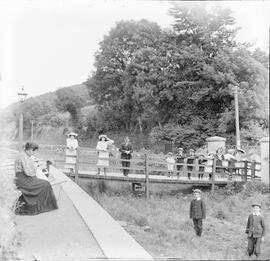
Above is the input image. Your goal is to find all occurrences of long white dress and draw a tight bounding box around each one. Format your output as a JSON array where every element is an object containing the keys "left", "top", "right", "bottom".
[
  {"left": 96, "top": 140, "right": 114, "bottom": 168},
  {"left": 166, "top": 157, "right": 175, "bottom": 171},
  {"left": 65, "top": 138, "right": 78, "bottom": 170}
]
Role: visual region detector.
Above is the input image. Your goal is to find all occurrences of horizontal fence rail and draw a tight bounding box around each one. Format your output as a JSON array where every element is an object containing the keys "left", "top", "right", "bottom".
[
  {"left": 51, "top": 146, "right": 262, "bottom": 198},
  {"left": 0, "top": 162, "right": 14, "bottom": 170}
]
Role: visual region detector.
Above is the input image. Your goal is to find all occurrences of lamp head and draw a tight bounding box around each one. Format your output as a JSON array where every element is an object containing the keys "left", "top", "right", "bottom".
[{"left": 17, "top": 86, "right": 28, "bottom": 102}]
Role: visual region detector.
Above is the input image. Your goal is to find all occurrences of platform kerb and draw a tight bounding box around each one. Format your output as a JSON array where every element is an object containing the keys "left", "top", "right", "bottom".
[{"left": 50, "top": 166, "right": 153, "bottom": 260}]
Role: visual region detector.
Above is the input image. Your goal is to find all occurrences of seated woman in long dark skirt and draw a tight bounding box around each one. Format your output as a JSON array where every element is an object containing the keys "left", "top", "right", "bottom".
[{"left": 14, "top": 142, "right": 58, "bottom": 215}]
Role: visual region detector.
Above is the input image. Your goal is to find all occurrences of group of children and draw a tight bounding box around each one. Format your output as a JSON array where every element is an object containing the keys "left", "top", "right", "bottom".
[
  {"left": 190, "top": 189, "right": 266, "bottom": 259},
  {"left": 166, "top": 147, "right": 241, "bottom": 179}
]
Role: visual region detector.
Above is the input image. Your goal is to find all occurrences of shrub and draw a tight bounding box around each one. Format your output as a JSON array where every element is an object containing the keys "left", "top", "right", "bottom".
[
  {"left": 149, "top": 123, "right": 206, "bottom": 150},
  {"left": 134, "top": 215, "right": 148, "bottom": 227},
  {"left": 215, "top": 206, "right": 229, "bottom": 220},
  {"left": 225, "top": 181, "right": 245, "bottom": 195},
  {"left": 0, "top": 169, "right": 21, "bottom": 260},
  {"left": 98, "top": 181, "right": 108, "bottom": 193},
  {"left": 242, "top": 181, "right": 269, "bottom": 197}
]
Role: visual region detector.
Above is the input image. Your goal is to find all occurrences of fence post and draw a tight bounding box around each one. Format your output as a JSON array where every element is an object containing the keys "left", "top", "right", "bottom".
[
  {"left": 145, "top": 153, "right": 150, "bottom": 199},
  {"left": 195, "top": 158, "right": 199, "bottom": 179},
  {"left": 243, "top": 160, "right": 248, "bottom": 182},
  {"left": 251, "top": 160, "right": 255, "bottom": 180},
  {"left": 74, "top": 147, "right": 79, "bottom": 184},
  {"left": 211, "top": 157, "right": 216, "bottom": 193}
]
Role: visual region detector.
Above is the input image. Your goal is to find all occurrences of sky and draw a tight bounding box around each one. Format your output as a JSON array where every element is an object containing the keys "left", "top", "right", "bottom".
[{"left": 0, "top": 0, "right": 269, "bottom": 109}]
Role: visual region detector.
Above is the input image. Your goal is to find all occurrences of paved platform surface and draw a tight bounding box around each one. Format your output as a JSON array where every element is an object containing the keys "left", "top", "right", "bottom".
[
  {"left": 51, "top": 167, "right": 153, "bottom": 260},
  {"left": 15, "top": 185, "right": 105, "bottom": 261},
  {"left": 0, "top": 148, "right": 104, "bottom": 261}
]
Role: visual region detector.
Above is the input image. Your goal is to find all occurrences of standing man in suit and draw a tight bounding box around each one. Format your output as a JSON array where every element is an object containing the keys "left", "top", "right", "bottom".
[
  {"left": 246, "top": 203, "right": 266, "bottom": 258},
  {"left": 187, "top": 149, "right": 196, "bottom": 180},
  {"left": 190, "top": 189, "right": 206, "bottom": 237},
  {"left": 119, "top": 137, "right": 133, "bottom": 176},
  {"left": 176, "top": 147, "right": 185, "bottom": 179}
]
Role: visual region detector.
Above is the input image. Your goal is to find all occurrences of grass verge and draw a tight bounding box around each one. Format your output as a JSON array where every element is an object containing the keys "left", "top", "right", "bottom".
[
  {"left": 0, "top": 168, "right": 21, "bottom": 260},
  {"left": 80, "top": 180, "right": 270, "bottom": 260}
]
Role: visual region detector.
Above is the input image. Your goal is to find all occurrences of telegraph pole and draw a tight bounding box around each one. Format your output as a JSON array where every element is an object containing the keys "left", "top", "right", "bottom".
[
  {"left": 234, "top": 86, "right": 241, "bottom": 150},
  {"left": 31, "top": 120, "right": 34, "bottom": 141}
]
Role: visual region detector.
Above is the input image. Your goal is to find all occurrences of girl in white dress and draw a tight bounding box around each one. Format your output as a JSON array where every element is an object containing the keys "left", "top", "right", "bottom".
[
  {"left": 166, "top": 152, "right": 175, "bottom": 178},
  {"left": 65, "top": 132, "right": 78, "bottom": 174},
  {"left": 96, "top": 134, "right": 114, "bottom": 175}
]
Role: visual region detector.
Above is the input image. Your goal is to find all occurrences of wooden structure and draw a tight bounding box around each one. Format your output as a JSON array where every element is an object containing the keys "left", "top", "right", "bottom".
[{"left": 54, "top": 147, "right": 261, "bottom": 199}]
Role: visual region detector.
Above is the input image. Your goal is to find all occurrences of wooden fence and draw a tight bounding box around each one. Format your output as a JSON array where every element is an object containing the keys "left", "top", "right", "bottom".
[{"left": 54, "top": 147, "right": 261, "bottom": 198}]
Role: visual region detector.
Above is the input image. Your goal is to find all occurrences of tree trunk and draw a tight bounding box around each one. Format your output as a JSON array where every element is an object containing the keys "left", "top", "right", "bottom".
[
  {"left": 138, "top": 116, "right": 143, "bottom": 133},
  {"left": 125, "top": 121, "right": 129, "bottom": 131},
  {"left": 132, "top": 122, "right": 139, "bottom": 134}
]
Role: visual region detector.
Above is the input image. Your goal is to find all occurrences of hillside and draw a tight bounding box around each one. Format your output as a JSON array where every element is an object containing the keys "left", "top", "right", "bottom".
[{"left": 0, "top": 84, "right": 91, "bottom": 143}]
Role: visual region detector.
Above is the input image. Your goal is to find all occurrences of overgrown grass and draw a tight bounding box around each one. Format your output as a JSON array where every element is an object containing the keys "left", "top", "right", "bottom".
[
  {"left": 0, "top": 168, "right": 21, "bottom": 260},
  {"left": 80, "top": 180, "right": 270, "bottom": 260}
]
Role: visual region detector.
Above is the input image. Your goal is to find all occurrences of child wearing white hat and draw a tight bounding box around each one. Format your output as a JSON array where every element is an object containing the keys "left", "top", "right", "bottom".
[
  {"left": 65, "top": 132, "right": 78, "bottom": 175},
  {"left": 166, "top": 152, "right": 175, "bottom": 178},
  {"left": 96, "top": 134, "right": 114, "bottom": 175}
]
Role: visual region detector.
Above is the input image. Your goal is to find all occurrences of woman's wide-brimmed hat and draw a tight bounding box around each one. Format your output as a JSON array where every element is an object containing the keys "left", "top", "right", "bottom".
[
  {"left": 236, "top": 148, "right": 246, "bottom": 154},
  {"left": 168, "top": 152, "right": 173, "bottom": 155},
  {"left": 99, "top": 134, "right": 108, "bottom": 140},
  {"left": 68, "top": 132, "right": 78, "bottom": 137},
  {"left": 252, "top": 203, "right": 261, "bottom": 208},
  {"left": 193, "top": 189, "right": 201, "bottom": 194}
]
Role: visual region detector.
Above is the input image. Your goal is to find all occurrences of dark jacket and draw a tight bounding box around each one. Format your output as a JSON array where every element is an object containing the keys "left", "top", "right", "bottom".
[
  {"left": 119, "top": 143, "right": 133, "bottom": 160},
  {"left": 246, "top": 214, "right": 266, "bottom": 238},
  {"left": 190, "top": 199, "right": 206, "bottom": 219}
]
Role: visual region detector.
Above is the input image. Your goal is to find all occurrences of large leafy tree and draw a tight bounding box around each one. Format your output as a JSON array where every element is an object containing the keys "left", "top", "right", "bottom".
[
  {"left": 86, "top": 3, "right": 268, "bottom": 147},
  {"left": 55, "top": 84, "right": 90, "bottom": 127},
  {"left": 85, "top": 19, "right": 164, "bottom": 131}
]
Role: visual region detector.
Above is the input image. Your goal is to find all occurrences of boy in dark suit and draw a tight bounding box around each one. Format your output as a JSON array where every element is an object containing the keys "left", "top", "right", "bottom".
[
  {"left": 189, "top": 189, "right": 206, "bottom": 236},
  {"left": 245, "top": 203, "right": 266, "bottom": 258}
]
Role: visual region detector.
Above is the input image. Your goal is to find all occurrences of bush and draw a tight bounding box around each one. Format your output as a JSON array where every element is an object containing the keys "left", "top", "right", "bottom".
[
  {"left": 149, "top": 123, "right": 209, "bottom": 150},
  {"left": 134, "top": 215, "right": 148, "bottom": 227},
  {"left": 98, "top": 181, "right": 108, "bottom": 193},
  {"left": 242, "top": 181, "right": 269, "bottom": 197},
  {"left": 0, "top": 169, "right": 21, "bottom": 260},
  {"left": 215, "top": 206, "right": 229, "bottom": 220},
  {"left": 225, "top": 182, "right": 245, "bottom": 195}
]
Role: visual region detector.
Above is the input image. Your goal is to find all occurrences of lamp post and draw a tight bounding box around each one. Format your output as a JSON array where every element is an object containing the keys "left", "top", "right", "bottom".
[
  {"left": 17, "top": 86, "right": 28, "bottom": 152},
  {"left": 234, "top": 86, "right": 241, "bottom": 150}
]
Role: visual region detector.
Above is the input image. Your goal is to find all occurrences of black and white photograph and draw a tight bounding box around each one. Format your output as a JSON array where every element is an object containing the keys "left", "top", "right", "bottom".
[{"left": 0, "top": 0, "right": 269, "bottom": 260}]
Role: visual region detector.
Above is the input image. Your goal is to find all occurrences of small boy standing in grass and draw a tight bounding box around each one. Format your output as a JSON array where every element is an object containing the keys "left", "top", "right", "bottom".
[
  {"left": 245, "top": 203, "right": 265, "bottom": 258},
  {"left": 189, "top": 189, "right": 206, "bottom": 237}
]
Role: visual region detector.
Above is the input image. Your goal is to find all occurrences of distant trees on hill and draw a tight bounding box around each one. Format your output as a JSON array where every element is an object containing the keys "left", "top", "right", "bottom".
[
  {"left": 85, "top": 3, "right": 269, "bottom": 147},
  {"left": 0, "top": 84, "right": 92, "bottom": 142}
]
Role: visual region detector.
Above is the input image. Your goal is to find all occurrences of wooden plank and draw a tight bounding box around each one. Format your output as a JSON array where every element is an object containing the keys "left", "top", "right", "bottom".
[
  {"left": 76, "top": 172, "right": 229, "bottom": 186},
  {"left": 145, "top": 153, "right": 150, "bottom": 199},
  {"left": 211, "top": 158, "right": 216, "bottom": 193},
  {"left": 74, "top": 147, "right": 79, "bottom": 184}
]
